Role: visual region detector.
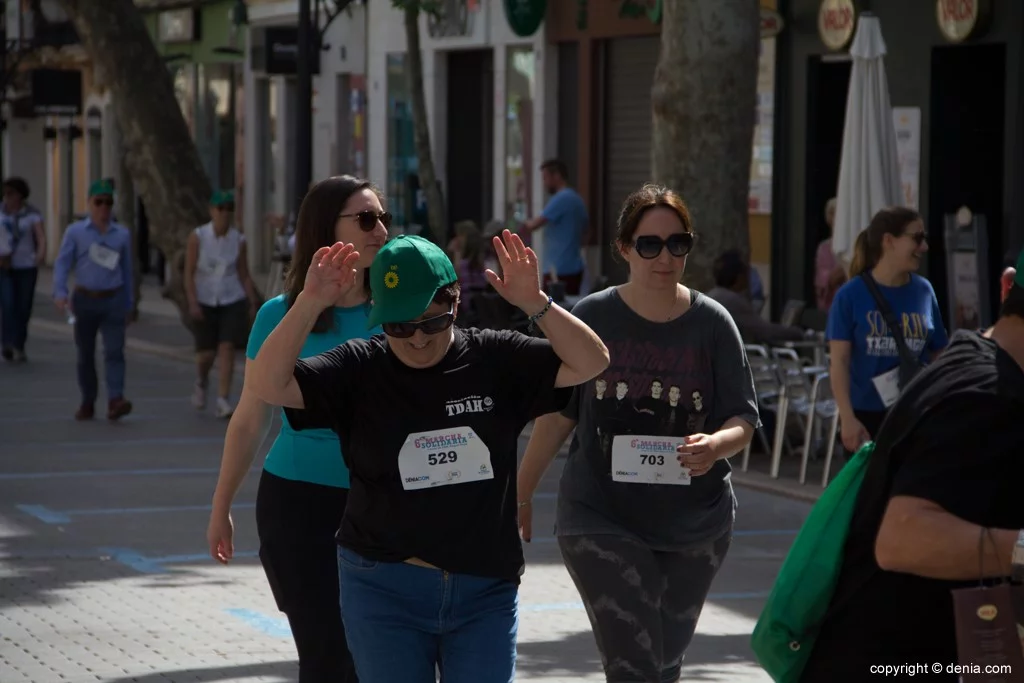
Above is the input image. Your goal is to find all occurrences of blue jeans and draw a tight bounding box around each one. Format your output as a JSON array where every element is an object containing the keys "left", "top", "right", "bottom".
[
  {"left": 337, "top": 546, "right": 518, "bottom": 683},
  {"left": 71, "top": 290, "right": 127, "bottom": 403},
  {"left": 0, "top": 266, "right": 37, "bottom": 351}
]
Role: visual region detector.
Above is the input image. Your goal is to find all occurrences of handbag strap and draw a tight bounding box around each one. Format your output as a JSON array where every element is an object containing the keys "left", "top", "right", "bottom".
[{"left": 859, "top": 272, "right": 918, "bottom": 368}]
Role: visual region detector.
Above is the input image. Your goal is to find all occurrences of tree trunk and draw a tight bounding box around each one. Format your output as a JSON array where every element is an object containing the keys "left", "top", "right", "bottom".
[
  {"left": 403, "top": 2, "right": 446, "bottom": 245},
  {"left": 651, "top": 0, "right": 760, "bottom": 292},
  {"left": 58, "top": 0, "right": 210, "bottom": 332},
  {"left": 115, "top": 150, "right": 141, "bottom": 322}
]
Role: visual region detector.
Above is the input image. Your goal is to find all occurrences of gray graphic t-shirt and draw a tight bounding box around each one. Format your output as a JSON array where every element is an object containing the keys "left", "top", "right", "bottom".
[{"left": 555, "top": 287, "right": 760, "bottom": 549}]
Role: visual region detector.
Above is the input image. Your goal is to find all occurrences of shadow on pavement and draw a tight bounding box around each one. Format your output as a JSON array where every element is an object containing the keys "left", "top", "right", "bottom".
[
  {"left": 100, "top": 660, "right": 297, "bottom": 683},
  {"left": 516, "top": 628, "right": 763, "bottom": 679}
]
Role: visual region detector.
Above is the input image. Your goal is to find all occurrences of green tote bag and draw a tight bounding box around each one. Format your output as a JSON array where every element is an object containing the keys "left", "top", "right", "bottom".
[{"left": 750, "top": 441, "right": 874, "bottom": 683}]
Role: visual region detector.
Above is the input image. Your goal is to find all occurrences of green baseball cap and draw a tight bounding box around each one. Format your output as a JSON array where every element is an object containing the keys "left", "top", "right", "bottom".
[
  {"left": 88, "top": 178, "right": 114, "bottom": 198},
  {"left": 366, "top": 234, "right": 458, "bottom": 330},
  {"left": 210, "top": 189, "right": 234, "bottom": 207}
]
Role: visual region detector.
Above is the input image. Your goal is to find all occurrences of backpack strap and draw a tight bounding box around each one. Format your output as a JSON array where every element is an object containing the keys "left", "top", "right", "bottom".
[{"left": 860, "top": 272, "right": 919, "bottom": 370}]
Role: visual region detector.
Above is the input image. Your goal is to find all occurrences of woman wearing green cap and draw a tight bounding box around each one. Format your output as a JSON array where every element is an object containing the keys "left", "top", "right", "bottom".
[
  {"left": 184, "top": 189, "right": 259, "bottom": 418},
  {"left": 248, "top": 230, "right": 609, "bottom": 683}
]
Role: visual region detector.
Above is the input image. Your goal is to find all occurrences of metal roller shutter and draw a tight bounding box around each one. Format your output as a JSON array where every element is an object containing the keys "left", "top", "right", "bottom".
[{"left": 603, "top": 36, "right": 660, "bottom": 284}]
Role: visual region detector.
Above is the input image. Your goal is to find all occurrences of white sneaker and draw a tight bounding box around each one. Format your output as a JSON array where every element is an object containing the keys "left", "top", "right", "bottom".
[
  {"left": 215, "top": 397, "right": 234, "bottom": 419},
  {"left": 191, "top": 381, "right": 206, "bottom": 410}
]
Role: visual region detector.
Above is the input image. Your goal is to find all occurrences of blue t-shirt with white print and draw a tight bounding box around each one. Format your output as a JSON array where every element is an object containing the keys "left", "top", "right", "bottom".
[
  {"left": 826, "top": 274, "right": 949, "bottom": 412},
  {"left": 246, "top": 295, "right": 380, "bottom": 488}
]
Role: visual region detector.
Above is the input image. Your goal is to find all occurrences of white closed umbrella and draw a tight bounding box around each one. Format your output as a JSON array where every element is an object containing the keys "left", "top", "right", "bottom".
[{"left": 831, "top": 13, "right": 903, "bottom": 266}]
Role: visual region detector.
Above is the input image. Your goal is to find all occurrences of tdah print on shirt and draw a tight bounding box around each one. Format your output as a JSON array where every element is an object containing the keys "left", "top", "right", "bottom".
[{"left": 592, "top": 338, "right": 713, "bottom": 454}]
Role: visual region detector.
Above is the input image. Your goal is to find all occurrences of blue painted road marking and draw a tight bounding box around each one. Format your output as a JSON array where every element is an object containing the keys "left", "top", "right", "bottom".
[
  {"left": 225, "top": 609, "right": 293, "bottom": 638},
  {"left": 0, "top": 467, "right": 220, "bottom": 480},
  {"left": 17, "top": 502, "right": 255, "bottom": 524},
  {"left": 99, "top": 547, "right": 259, "bottom": 573}
]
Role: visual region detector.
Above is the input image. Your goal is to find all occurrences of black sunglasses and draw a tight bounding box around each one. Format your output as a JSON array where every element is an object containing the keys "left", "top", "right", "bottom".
[
  {"left": 903, "top": 230, "right": 927, "bottom": 245},
  {"left": 215, "top": 203, "right": 235, "bottom": 212},
  {"left": 382, "top": 307, "right": 455, "bottom": 339},
  {"left": 632, "top": 233, "right": 694, "bottom": 260},
  {"left": 340, "top": 210, "right": 392, "bottom": 232},
  {"left": 92, "top": 198, "right": 114, "bottom": 207}
]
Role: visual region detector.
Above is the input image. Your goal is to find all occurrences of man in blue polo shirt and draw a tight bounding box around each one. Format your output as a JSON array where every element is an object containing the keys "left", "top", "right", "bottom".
[
  {"left": 521, "top": 159, "right": 589, "bottom": 295},
  {"left": 53, "top": 178, "right": 134, "bottom": 421}
]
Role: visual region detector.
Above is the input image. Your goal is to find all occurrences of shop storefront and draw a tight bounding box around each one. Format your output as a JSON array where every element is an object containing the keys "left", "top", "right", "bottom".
[
  {"left": 775, "top": 0, "right": 1024, "bottom": 323},
  {"left": 144, "top": 1, "right": 246, "bottom": 198},
  {"left": 545, "top": 0, "right": 782, "bottom": 289},
  {"left": 366, "top": 0, "right": 551, "bottom": 244},
  {"left": 243, "top": 0, "right": 367, "bottom": 270}
]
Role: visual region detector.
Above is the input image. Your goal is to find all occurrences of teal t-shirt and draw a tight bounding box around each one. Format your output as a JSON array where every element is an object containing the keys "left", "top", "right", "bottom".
[{"left": 246, "top": 295, "right": 380, "bottom": 488}]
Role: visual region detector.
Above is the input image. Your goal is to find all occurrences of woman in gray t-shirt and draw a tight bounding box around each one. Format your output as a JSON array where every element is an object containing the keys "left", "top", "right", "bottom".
[{"left": 518, "top": 184, "right": 760, "bottom": 682}]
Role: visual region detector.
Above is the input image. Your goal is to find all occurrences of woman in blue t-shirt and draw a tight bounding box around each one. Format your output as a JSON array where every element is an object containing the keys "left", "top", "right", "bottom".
[
  {"left": 827, "top": 207, "right": 949, "bottom": 453},
  {"left": 206, "top": 176, "right": 390, "bottom": 682}
]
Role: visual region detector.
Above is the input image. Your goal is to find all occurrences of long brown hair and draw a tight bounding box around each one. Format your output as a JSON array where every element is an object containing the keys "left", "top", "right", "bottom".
[
  {"left": 285, "top": 175, "right": 382, "bottom": 333},
  {"left": 614, "top": 183, "right": 694, "bottom": 257},
  {"left": 848, "top": 206, "right": 921, "bottom": 278}
]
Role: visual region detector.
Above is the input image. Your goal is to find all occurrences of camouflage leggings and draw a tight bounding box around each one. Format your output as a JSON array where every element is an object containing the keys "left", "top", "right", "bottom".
[{"left": 558, "top": 528, "right": 733, "bottom": 683}]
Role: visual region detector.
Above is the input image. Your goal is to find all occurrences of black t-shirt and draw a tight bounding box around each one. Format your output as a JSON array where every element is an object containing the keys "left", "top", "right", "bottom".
[
  {"left": 802, "top": 330, "right": 1024, "bottom": 681},
  {"left": 284, "top": 327, "right": 570, "bottom": 583}
]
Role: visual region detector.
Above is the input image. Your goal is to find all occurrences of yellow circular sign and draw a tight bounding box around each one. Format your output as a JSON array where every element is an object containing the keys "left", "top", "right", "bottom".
[
  {"left": 936, "top": 0, "right": 980, "bottom": 43},
  {"left": 977, "top": 604, "right": 998, "bottom": 621},
  {"left": 818, "top": 0, "right": 856, "bottom": 51}
]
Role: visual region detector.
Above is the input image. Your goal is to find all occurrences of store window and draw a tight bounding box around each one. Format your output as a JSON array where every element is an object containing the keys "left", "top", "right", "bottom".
[
  {"left": 196, "top": 62, "right": 240, "bottom": 192},
  {"left": 505, "top": 46, "right": 535, "bottom": 228},
  {"left": 386, "top": 53, "right": 416, "bottom": 230},
  {"left": 267, "top": 78, "right": 280, "bottom": 214}
]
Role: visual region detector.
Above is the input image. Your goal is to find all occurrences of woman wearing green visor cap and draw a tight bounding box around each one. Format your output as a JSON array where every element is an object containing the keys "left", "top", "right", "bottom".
[{"left": 249, "top": 230, "right": 609, "bottom": 683}]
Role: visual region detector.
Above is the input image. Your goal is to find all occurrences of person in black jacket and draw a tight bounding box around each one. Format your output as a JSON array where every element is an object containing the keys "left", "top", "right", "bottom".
[{"left": 801, "top": 250, "right": 1024, "bottom": 681}]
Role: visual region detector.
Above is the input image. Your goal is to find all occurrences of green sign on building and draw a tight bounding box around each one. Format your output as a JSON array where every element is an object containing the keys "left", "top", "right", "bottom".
[{"left": 504, "top": 0, "right": 547, "bottom": 37}]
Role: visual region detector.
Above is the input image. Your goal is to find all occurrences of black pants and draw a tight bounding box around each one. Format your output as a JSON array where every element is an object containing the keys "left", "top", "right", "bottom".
[
  {"left": 854, "top": 409, "right": 887, "bottom": 440},
  {"left": 256, "top": 470, "right": 357, "bottom": 683}
]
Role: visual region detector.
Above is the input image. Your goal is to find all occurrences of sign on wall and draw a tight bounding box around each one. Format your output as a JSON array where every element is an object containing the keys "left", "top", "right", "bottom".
[
  {"left": 892, "top": 107, "right": 921, "bottom": 210},
  {"left": 936, "top": 0, "right": 989, "bottom": 43},
  {"left": 818, "top": 0, "right": 856, "bottom": 51},
  {"left": 504, "top": 0, "right": 546, "bottom": 37},
  {"left": 250, "top": 26, "right": 321, "bottom": 75},
  {"left": 158, "top": 8, "right": 200, "bottom": 44},
  {"left": 427, "top": 0, "right": 480, "bottom": 39},
  {"left": 761, "top": 8, "right": 784, "bottom": 38}
]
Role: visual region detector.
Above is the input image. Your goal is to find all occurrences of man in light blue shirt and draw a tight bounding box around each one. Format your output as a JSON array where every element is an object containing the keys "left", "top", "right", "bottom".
[
  {"left": 53, "top": 178, "right": 134, "bottom": 421},
  {"left": 521, "top": 159, "right": 589, "bottom": 295}
]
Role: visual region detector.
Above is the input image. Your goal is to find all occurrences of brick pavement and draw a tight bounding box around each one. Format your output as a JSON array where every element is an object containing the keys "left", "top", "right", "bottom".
[{"left": 0, "top": 310, "right": 811, "bottom": 682}]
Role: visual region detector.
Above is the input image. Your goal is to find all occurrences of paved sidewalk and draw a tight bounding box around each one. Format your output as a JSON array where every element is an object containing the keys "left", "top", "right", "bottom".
[{"left": 0, "top": 328, "right": 812, "bottom": 682}]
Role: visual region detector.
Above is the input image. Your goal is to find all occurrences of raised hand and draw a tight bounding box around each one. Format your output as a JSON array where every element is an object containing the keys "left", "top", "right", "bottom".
[
  {"left": 302, "top": 242, "right": 361, "bottom": 310},
  {"left": 485, "top": 230, "right": 547, "bottom": 314}
]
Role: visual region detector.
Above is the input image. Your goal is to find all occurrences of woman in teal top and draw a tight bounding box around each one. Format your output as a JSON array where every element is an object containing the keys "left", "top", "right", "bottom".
[{"left": 206, "top": 176, "right": 390, "bottom": 683}]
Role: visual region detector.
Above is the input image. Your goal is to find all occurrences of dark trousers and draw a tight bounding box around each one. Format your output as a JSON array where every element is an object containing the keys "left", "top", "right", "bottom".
[
  {"left": 71, "top": 289, "right": 127, "bottom": 403},
  {"left": 256, "top": 471, "right": 357, "bottom": 683},
  {"left": 854, "top": 409, "right": 888, "bottom": 440},
  {"left": 0, "top": 266, "right": 37, "bottom": 351}
]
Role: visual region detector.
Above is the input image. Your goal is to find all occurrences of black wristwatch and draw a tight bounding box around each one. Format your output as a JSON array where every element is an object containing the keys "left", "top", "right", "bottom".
[{"left": 1012, "top": 530, "right": 1024, "bottom": 583}]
